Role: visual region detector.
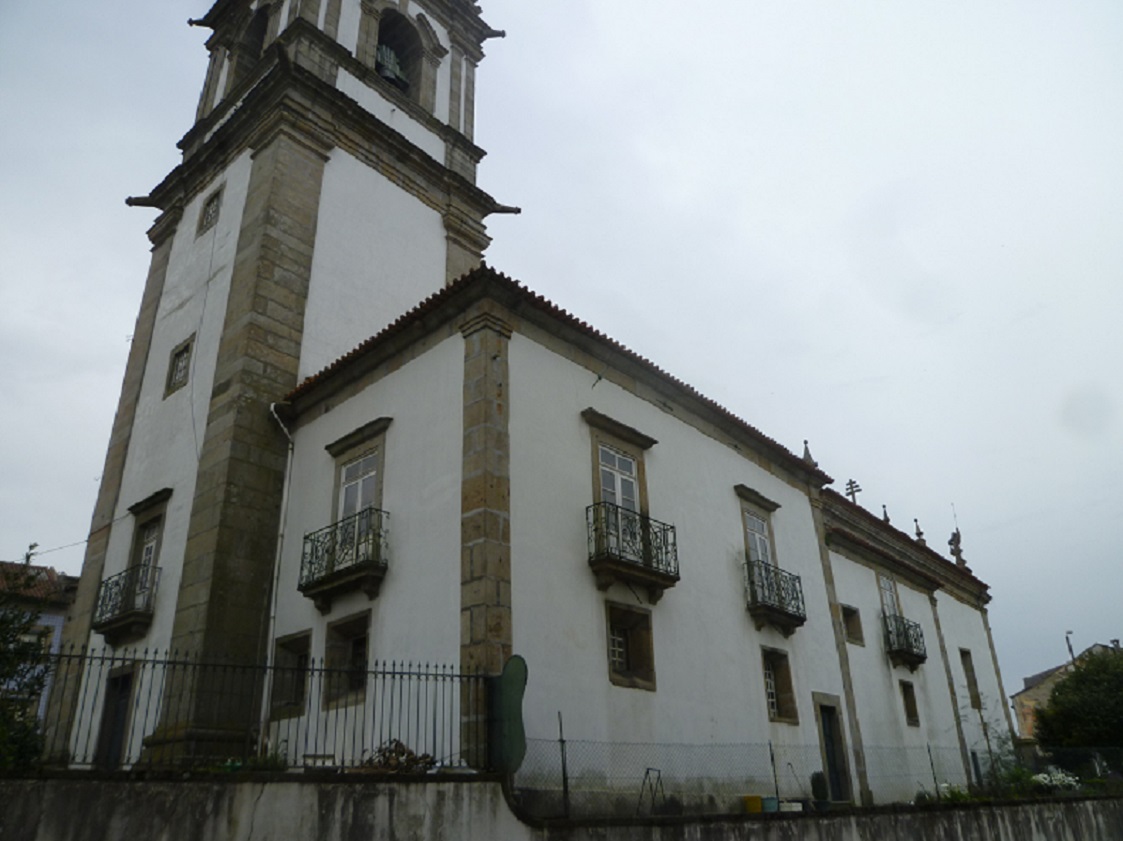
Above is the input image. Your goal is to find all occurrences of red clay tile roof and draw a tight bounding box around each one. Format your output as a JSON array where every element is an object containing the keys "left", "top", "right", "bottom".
[
  {"left": 0, "top": 561, "right": 76, "bottom": 606},
  {"left": 286, "top": 264, "right": 833, "bottom": 485}
]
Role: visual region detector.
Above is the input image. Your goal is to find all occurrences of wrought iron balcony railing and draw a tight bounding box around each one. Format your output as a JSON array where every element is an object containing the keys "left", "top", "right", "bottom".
[
  {"left": 300, "top": 506, "right": 389, "bottom": 614},
  {"left": 745, "top": 558, "right": 806, "bottom": 636},
  {"left": 92, "top": 564, "right": 160, "bottom": 644},
  {"left": 884, "top": 613, "right": 927, "bottom": 670},
  {"left": 586, "top": 502, "right": 679, "bottom": 602}
]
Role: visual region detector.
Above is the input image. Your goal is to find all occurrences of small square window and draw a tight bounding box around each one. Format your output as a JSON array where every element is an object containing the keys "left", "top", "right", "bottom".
[
  {"left": 271, "top": 632, "right": 311, "bottom": 718},
  {"left": 841, "top": 605, "right": 864, "bottom": 645},
  {"left": 165, "top": 335, "right": 195, "bottom": 397},
  {"left": 197, "top": 188, "right": 222, "bottom": 235},
  {"left": 960, "top": 649, "right": 982, "bottom": 711},
  {"left": 900, "top": 680, "right": 920, "bottom": 726},
  {"left": 606, "top": 603, "right": 655, "bottom": 691},
  {"left": 762, "top": 648, "right": 798, "bottom": 723},
  {"left": 324, "top": 612, "right": 369, "bottom": 707}
]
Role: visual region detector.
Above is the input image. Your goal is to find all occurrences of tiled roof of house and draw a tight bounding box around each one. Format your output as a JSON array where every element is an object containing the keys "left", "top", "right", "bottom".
[
  {"left": 287, "top": 264, "right": 833, "bottom": 486},
  {"left": 0, "top": 561, "right": 77, "bottom": 607}
]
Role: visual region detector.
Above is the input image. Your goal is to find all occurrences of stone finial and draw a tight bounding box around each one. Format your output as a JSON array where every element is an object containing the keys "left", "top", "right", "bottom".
[
  {"left": 882, "top": 504, "right": 891, "bottom": 524},
  {"left": 914, "top": 519, "right": 926, "bottom": 547},
  {"left": 802, "top": 439, "right": 819, "bottom": 468}
]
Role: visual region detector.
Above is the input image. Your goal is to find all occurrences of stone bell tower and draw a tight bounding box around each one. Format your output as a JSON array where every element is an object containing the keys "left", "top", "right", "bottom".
[{"left": 53, "top": 0, "right": 507, "bottom": 759}]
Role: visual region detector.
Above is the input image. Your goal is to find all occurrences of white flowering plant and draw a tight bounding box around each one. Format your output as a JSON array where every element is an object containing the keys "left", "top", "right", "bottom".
[{"left": 1030, "top": 767, "right": 1080, "bottom": 791}]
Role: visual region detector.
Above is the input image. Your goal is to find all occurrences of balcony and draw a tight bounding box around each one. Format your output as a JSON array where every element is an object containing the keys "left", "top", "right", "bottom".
[
  {"left": 884, "top": 613, "right": 927, "bottom": 670},
  {"left": 300, "top": 506, "right": 389, "bottom": 614},
  {"left": 586, "top": 502, "right": 679, "bottom": 603},
  {"left": 92, "top": 565, "right": 160, "bottom": 645},
  {"left": 745, "top": 558, "right": 806, "bottom": 637}
]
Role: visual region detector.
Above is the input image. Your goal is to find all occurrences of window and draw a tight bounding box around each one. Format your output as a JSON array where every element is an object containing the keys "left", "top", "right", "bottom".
[
  {"left": 324, "top": 613, "right": 370, "bottom": 706},
  {"left": 271, "top": 632, "right": 311, "bottom": 718},
  {"left": 960, "top": 649, "right": 982, "bottom": 710},
  {"left": 877, "top": 573, "right": 901, "bottom": 617},
  {"left": 743, "top": 509, "right": 773, "bottom": 566},
  {"left": 900, "top": 680, "right": 920, "bottom": 726},
  {"left": 606, "top": 602, "right": 655, "bottom": 690},
  {"left": 125, "top": 487, "right": 171, "bottom": 596},
  {"left": 132, "top": 518, "right": 160, "bottom": 593},
  {"left": 326, "top": 418, "right": 391, "bottom": 521},
  {"left": 164, "top": 335, "right": 195, "bottom": 396},
  {"left": 841, "top": 605, "right": 864, "bottom": 645},
  {"left": 196, "top": 188, "right": 222, "bottom": 235},
  {"left": 761, "top": 648, "right": 798, "bottom": 723}
]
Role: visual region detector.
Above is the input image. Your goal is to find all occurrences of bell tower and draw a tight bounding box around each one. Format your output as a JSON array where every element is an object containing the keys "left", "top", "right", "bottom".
[{"left": 52, "top": 0, "right": 507, "bottom": 760}]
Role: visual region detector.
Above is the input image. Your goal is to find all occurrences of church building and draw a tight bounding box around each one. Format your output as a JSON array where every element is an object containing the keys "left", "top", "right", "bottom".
[{"left": 51, "top": 0, "right": 1013, "bottom": 809}]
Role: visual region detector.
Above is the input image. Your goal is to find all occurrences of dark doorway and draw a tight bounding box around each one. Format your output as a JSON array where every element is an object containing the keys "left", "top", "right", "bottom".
[
  {"left": 95, "top": 671, "right": 134, "bottom": 769},
  {"left": 819, "top": 703, "right": 850, "bottom": 801}
]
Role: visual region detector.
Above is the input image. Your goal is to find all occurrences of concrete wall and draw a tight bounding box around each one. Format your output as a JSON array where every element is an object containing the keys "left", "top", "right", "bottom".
[{"left": 2, "top": 778, "right": 1120, "bottom": 841}]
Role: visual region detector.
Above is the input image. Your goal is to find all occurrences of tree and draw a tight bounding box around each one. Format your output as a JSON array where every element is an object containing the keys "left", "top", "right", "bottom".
[
  {"left": 1035, "top": 650, "right": 1123, "bottom": 751},
  {"left": 0, "top": 565, "right": 49, "bottom": 770}
]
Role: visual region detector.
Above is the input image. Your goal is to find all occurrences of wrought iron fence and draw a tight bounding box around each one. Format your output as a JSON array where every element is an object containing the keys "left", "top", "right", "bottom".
[
  {"left": 32, "top": 647, "right": 487, "bottom": 772},
  {"left": 884, "top": 613, "right": 926, "bottom": 659},
  {"left": 745, "top": 559, "right": 805, "bottom": 620},
  {"left": 92, "top": 565, "right": 160, "bottom": 627},
  {"left": 586, "top": 502, "right": 678, "bottom": 577},
  {"left": 301, "top": 506, "right": 389, "bottom": 588}
]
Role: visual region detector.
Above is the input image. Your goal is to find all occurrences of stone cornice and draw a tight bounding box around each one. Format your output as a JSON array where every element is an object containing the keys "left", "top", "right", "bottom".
[
  {"left": 181, "top": 20, "right": 488, "bottom": 163},
  {"left": 286, "top": 268, "right": 834, "bottom": 491},
  {"left": 142, "top": 37, "right": 499, "bottom": 232},
  {"left": 821, "top": 489, "right": 990, "bottom": 605}
]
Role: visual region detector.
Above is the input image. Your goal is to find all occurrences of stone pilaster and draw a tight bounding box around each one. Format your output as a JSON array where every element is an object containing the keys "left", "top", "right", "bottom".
[
  {"left": 459, "top": 307, "right": 512, "bottom": 768},
  {"left": 809, "top": 492, "right": 873, "bottom": 806},
  {"left": 929, "top": 592, "right": 973, "bottom": 784},
  {"left": 459, "top": 308, "right": 513, "bottom": 676},
  {"left": 150, "top": 126, "right": 329, "bottom": 760}
]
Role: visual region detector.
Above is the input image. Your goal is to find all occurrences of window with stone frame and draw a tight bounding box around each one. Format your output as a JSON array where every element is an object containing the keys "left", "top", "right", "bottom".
[
  {"left": 900, "top": 680, "right": 920, "bottom": 726},
  {"left": 841, "top": 604, "right": 864, "bottom": 645},
  {"left": 606, "top": 602, "right": 656, "bottom": 691},
  {"left": 324, "top": 612, "right": 370, "bottom": 707},
  {"left": 583, "top": 408, "right": 658, "bottom": 568},
  {"left": 196, "top": 188, "right": 223, "bottom": 236},
  {"left": 271, "top": 632, "right": 311, "bottom": 719},
  {"left": 165, "top": 334, "right": 195, "bottom": 397},
  {"left": 960, "top": 648, "right": 982, "bottom": 711},
  {"left": 761, "top": 647, "right": 798, "bottom": 723}
]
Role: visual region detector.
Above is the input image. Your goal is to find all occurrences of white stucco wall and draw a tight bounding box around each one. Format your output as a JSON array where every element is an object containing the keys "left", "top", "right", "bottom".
[
  {"left": 336, "top": 69, "right": 447, "bottom": 161},
  {"left": 75, "top": 154, "right": 254, "bottom": 764},
  {"left": 272, "top": 334, "right": 464, "bottom": 665},
  {"left": 934, "top": 591, "right": 1011, "bottom": 774},
  {"left": 96, "top": 151, "right": 254, "bottom": 656},
  {"left": 506, "top": 334, "right": 847, "bottom": 758},
  {"left": 299, "top": 148, "right": 447, "bottom": 378},
  {"left": 830, "top": 553, "right": 973, "bottom": 800}
]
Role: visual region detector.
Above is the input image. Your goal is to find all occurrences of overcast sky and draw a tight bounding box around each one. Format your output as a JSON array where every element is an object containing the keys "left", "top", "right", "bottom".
[{"left": 1, "top": 1, "right": 1119, "bottom": 702}]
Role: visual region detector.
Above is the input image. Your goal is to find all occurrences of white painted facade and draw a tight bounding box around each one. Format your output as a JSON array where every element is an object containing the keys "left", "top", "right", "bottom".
[
  {"left": 299, "top": 149, "right": 448, "bottom": 378},
  {"left": 255, "top": 276, "right": 1009, "bottom": 805}
]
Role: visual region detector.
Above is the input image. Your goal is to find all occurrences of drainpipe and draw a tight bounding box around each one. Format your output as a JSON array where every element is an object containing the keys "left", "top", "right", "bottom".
[{"left": 258, "top": 401, "right": 295, "bottom": 754}]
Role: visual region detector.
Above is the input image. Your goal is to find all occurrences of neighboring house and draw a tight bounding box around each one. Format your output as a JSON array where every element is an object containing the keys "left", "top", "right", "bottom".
[
  {"left": 0, "top": 561, "right": 78, "bottom": 720},
  {"left": 1012, "top": 642, "right": 1120, "bottom": 740},
  {"left": 50, "top": 0, "right": 1013, "bottom": 808}
]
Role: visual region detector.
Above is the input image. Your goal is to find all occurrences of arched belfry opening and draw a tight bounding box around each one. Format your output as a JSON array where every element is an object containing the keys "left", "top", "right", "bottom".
[
  {"left": 228, "top": 5, "right": 270, "bottom": 90},
  {"left": 375, "top": 10, "right": 424, "bottom": 99}
]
